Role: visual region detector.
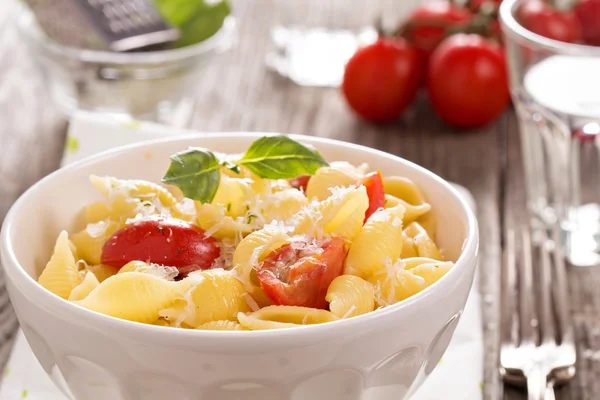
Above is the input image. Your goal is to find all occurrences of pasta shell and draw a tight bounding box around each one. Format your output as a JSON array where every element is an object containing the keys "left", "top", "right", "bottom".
[
  {"left": 344, "top": 205, "right": 405, "bottom": 278},
  {"left": 75, "top": 272, "right": 190, "bottom": 324},
  {"left": 68, "top": 271, "right": 100, "bottom": 301},
  {"left": 326, "top": 275, "right": 375, "bottom": 318},
  {"left": 38, "top": 231, "right": 82, "bottom": 299}
]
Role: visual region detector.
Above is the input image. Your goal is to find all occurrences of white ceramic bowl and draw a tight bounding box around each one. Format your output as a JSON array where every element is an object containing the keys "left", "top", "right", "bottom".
[{"left": 1, "top": 133, "right": 478, "bottom": 400}]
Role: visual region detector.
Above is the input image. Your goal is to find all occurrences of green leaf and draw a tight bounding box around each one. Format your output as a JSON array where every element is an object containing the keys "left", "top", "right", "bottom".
[
  {"left": 237, "top": 136, "right": 329, "bottom": 179},
  {"left": 153, "top": 0, "right": 231, "bottom": 48},
  {"left": 221, "top": 160, "right": 240, "bottom": 175},
  {"left": 162, "top": 148, "right": 220, "bottom": 203}
]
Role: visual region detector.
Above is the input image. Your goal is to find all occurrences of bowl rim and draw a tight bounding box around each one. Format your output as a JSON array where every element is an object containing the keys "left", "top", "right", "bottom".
[{"left": 1, "top": 132, "right": 479, "bottom": 343}]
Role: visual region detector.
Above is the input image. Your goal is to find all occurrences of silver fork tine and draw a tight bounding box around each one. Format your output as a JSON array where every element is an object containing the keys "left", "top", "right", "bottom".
[
  {"left": 549, "top": 227, "right": 577, "bottom": 374},
  {"left": 538, "top": 232, "right": 556, "bottom": 345},
  {"left": 519, "top": 228, "right": 537, "bottom": 347},
  {"left": 520, "top": 228, "right": 548, "bottom": 400},
  {"left": 502, "top": 229, "right": 518, "bottom": 349}
]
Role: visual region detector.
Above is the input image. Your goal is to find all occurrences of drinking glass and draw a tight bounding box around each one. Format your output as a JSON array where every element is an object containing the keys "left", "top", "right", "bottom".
[
  {"left": 265, "top": 0, "right": 414, "bottom": 87},
  {"left": 17, "top": 4, "right": 236, "bottom": 126},
  {"left": 500, "top": 0, "right": 600, "bottom": 267}
]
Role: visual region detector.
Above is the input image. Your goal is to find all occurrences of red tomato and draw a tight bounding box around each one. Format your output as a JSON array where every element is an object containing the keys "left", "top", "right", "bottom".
[
  {"left": 574, "top": 0, "right": 600, "bottom": 45},
  {"left": 256, "top": 238, "right": 346, "bottom": 309},
  {"left": 402, "top": 1, "right": 473, "bottom": 63},
  {"left": 101, "top": 218, "right": 220, "bottom": 275},
  {"left": 289, "top": 175, "right": 311, "bottom": 191},
  {"left": 360, "top": 171, "right": 385, "bottom": 222},
  {"left": 342, "top": 37, "right": 423, "bottom": 122},
  {"left": 517, "top": 0, "right": 581, "bottom": 43},
  {"left": 470, "top": 0, "right": 503, "bottom": 12},
  {"left": 427, "top": 34, "right": 510, "bottom": 129}
]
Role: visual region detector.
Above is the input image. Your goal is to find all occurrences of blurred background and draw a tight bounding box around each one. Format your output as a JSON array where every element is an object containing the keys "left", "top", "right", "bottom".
[{"left": 2, "top": 0, "right": 600, "bottom": 399}]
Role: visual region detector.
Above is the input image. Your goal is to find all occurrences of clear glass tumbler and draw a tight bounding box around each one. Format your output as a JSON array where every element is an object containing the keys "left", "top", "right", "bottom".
[
  {"left": 17, "top": 5, "right": 236, "bottom": 125},
  {"left": 501, "top": 0, "right": 600, "bottom": 267}
]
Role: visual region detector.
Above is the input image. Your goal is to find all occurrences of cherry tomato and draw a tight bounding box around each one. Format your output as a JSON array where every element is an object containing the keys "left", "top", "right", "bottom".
[
  {"left": 289, "top": 175, "right": 311, "bottom": 192},
  {"left": 101, "top": 218, "right": 220, "bottom": 276},
  {"left": 342, "top": 37, "right": 423, "bottom": 122},
  {"left": 402, "top": 1, "right": 473, "bottom": 63},
  {"left": 256, "top": 238, "right": 346, "bottom": 309},
  {"left": 427, "top": 34, "right": 510, "bottom": 129},
  {"left": 360, "top": 171, "right": 385, "bottom": 222},
  {"left": 574, "top": 0, "right": 600, "bottom": 45},
  {"left": 517, "top": 0, "right": 581, "bottom": 43},
  {"left": 470, "top": 0, "right": 503, "bottom": 12}
]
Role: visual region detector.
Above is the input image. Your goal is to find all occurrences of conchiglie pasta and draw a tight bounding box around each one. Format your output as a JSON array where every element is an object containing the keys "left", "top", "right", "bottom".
[
  {"left": 197, "top": 320, "right": 247, "bottom": 331},
  {"left": 383, "top": 176, "right": 427, "bottom": 206},
  {"left": 75, "top": 272, "right": 190, "bottom": 324},
  {"left": 384, "top": 194, "right": 431, "bottom": 224},
  {"left": 260, "top": 189, "right": 309, "bottom": 222},
  {"left": 38, "top": 231, "right": 82, "bottom": 299},
  {"left": 237, "top": 306, "right": 339, "bottom": 330},
  {"left": 368, "top": 258, "right": 454, "bottom": 306},
  {"left": 305, "top": 162, "right": 364, "bottom": 200},
  {"left": 68, "top": 272, "right": 100, "bottom": 301},
  {"left": 294, "top": 186, "right": 369, "bottom": 241},
  {"left": 176, "top": 269, "right": 251, "bottom": 327},
  {"left": 212, "top": 176, "right": 253, "bottom": 218},
  {"left": 37, "top": 140, "right": 456, "bottom": 331},
  {"left": 232, "top": 228, "right": 289, "bottom": 306},
  {"left": 344, "top": 205, "right": 405, "bottom": 278},
  {"left": 326, "top": 275, "right": 375, "bottom": 318},
  {"left": 196, "top": 203, "right": 252, "bottom": 240},
  {"left": 90, "top": 175, "right": 177, "bottom": 208},
  {"left": 87, "top": 264, "right": 119, "bottom": 283},
  {"left": 403, "top": 222, "right": 444, "bottom": 260},
  {"left": 71, "top": 221, "right": 119, "bottom": 265}
]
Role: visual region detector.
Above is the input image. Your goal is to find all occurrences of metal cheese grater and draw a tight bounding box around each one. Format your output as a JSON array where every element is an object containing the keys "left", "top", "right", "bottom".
[{"left": 24, "top": 0, "right": 180, "bottom": 52}]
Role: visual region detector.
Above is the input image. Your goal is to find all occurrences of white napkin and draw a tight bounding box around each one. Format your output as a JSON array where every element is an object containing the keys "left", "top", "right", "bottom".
[{"left": 0, "top": 112, "right": 483, "bottom": 400}]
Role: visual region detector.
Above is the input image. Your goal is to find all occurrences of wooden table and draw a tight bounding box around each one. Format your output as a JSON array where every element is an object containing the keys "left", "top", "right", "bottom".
[{"left": 1, "top": 0, "right": 599, "bottom": 399}]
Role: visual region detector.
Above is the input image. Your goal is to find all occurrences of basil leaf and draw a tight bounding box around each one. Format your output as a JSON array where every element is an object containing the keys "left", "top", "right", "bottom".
[
  {"left": 237, "top": 136, "right": 329, "bottom": 179},
  {"left": 162, "top": 148, "right": 220, "bottom": 203},
  {"left": 221, "top": 160, "right": 240, "bottom": 175},
  {"left": 154, "top": 0, "right": 231, "bottom": 48}
]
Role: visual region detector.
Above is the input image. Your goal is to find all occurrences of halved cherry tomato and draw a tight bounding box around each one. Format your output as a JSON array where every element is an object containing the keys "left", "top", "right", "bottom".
[
  {"left": 256, "top": 238, "right": 346, "bottom": 309},
  {"left": 289, "top": 175, "right": 311, "bottom": 192},
  {"left": 517, "top": 0, "right": 581, "bottom": 43},
  {"left": 360, "top": 171, "right": 385, "bottom": 222},
  {"left": 101, "top": 218, "right": 220, "bottom": 276}
]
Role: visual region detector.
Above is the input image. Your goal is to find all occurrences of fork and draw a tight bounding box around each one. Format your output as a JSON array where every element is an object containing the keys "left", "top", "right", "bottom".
[{"left": 500, "top": 225, "right": 576, "bottom": 399}]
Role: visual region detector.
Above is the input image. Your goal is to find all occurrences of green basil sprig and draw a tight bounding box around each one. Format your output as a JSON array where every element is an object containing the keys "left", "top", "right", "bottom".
[{"left": 162, "top": 136, "right": 329, "bottom": 203}]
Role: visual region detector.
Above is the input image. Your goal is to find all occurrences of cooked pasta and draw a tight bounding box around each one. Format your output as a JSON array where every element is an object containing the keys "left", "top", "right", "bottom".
[
  {"left": 232, "top": 228, "right": 289, "bottom": 306},
  {"left": 237, "top": 306, "right": 339, "bottom": 330},
  {"left": 68, "top": 272, "right": 100, "bottom": 301},
  {"left": 75, "top": 272, "right": 191, "bottom": 323},
  {"left": 403, "top": 222, "right": 443, "bottom": 260},
  {"left": 197, "top": 320, "right": 247, "bottom": 331},
  {"left": 37, "top": 138, "right": 455, "bottom": 330},
  {"left": 305, "top": 161, "right": 365, "bottom": 200},
  {"left": 38, "top": 231, "right": 82, "bottom": 299},
  {"left": 326, "top": 275, "right": 375, "bottom": 318},
  {"left": 294, "top": 186, "right": 369, "bottom": 241},
  {"left": 87, "top": 264, "right": 119, "bottom": 283},
  {"left": 369, "top": 258, "right": 453, "bottom": 306},
  {"left": 344, "top": 205, "right": 406, "bottom": 278},
  {"left": 166, "top": 269, "right": 250, "bottom": 328}
]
